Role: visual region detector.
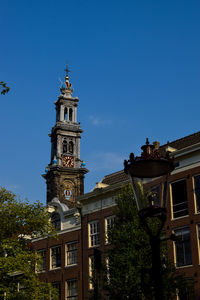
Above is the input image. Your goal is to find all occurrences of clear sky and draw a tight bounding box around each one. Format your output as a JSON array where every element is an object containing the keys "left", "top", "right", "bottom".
[{"left": 1, "top": 0, "right": 200, "bottom": 204}]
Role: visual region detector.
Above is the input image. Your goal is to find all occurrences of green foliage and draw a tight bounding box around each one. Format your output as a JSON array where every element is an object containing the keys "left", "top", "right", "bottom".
[
  {"left": 0, "top": 187, "right": 58, "bottom": 299},
  {"left": 0, "top": 82, "right": 10, "bottom": 95},
  {"left": 104, "top": 185, "right": 194, "bottom": 300}
]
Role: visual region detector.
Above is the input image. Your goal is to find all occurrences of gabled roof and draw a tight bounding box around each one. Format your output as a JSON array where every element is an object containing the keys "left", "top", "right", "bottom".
[
  {"left": 101, "top": 170, "right": 129, "bottom": 186},
  {"left": 161, "top": 131, "right": 200, "bottom": 151}
]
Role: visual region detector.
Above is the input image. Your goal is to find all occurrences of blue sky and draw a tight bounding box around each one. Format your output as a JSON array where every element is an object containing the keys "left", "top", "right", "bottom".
[{"left": 1, "top": 0, "right": 200, "bottom": 203}]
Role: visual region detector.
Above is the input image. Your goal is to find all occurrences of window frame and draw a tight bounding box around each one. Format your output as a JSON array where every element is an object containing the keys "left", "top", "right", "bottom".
[
  {"left": 65, "top": 241, "right": 78, "bottom": 266},
  {"left": 170, "top": 179, "right": 188, "bottom": 219},
  {"left": 37, "top": 249, "right": 46, "bottom": 272},
  {"left": 66, "top": 279, "right": 78, "bottom": 300},
  {"left": 193, "top": 174, "right": 200, "bottom": 213},
  {"left": 173, "top": 227, "right": 192, "bottom": 268},
  {"left": 51, "top": 212, "right": 61, "bottom": 231},
  {"left": 88, "top": 256, "right": 94, "bottom": 290},
  {"left": 105, "top": 215, "right": 115, "bottom": 244},
  {"left": 50, "top": 245, "right": 61, "bottom": 270},
  {"left": 51, "top": 282, "right": 61, "bottom": 300},
  {"left": 88, "top": 220, "right": 100, "bottom": 248},
  {"left": 197, "top": 223, "right": 200, "bottom": 264}
]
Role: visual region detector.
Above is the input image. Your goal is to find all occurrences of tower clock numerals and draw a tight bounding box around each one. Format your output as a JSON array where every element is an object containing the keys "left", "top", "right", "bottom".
[{"left": 62, "top": 155, "right": 74, "bottom": 168}]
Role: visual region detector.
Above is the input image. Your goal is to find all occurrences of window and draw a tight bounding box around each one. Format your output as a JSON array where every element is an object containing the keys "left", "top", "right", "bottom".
[
  {"left": 64, "top": 108, "right": 68, "bottom": 120},
  {"left": 69, "top": 141, "right": 74, "bottom": 154},
  {"left": 174, "top": 227, "right": 192, "bottom": 267},
  {"left": 89, "top": 256, "right": 94, "bottom": 290},
  {"left": 197, "top": 224, "right": 200, "bottom": 263},
  {"left": 69, "top": 108, "right": 73, "bottom": 121},
  {"left": 66, "top": 280, "right": 78, "bottom": 300},
  {"left": 63, "top": 140, "right": 67, "bottom": 153},
  {"left": 51, "top": 212, "right": 61, "bottom": 231},
  {"left": 51, "top": 246, "right": 61, "bottom": 269},
  {"left": 105, "top": 216, "right": 115, "bottom": 244},
  {"left": 171, "top": 180, "right": 188, "bottom": 218},
  {"left": 51, "top": 282, "right": 61, "bottom": 300},
  {"left": 38, "top": 249, "right": 46, "bottom": 271},
  {"left": 66, "top": 242, "right": 77, "bottom": 266},
  {"left": 88, "top": 221, "right": 99, "bottom": 247},
  {"left": 176, "top": 282, "right": 193, "bottom": 300},
  {"left": 105, "top": 257, "right": 110, "bottom": 283},
  {"left": 194, "top": 174, "right": 200, "bottom": 212}
]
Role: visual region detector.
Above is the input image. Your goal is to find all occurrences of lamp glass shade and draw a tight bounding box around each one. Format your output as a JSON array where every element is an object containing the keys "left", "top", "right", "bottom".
[{"left": 129, "top": 173, "right": 169, "bottom": 212}]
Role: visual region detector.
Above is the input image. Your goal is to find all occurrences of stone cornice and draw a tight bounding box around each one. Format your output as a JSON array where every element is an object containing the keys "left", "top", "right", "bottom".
[
  {"left": 51, "top": 123, "right": 83, "bottom": 135},
  {"left": 42, "top": 166, "right": 89, "bottom": 179}
]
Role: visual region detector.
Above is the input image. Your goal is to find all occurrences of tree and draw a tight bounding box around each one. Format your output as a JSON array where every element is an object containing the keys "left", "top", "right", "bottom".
[
  {"left": 0, "top": 82, "right": 10, "bottom": 95},
  {"left": 0, "top": 187, "right": 58, "bottom": 299},
  {"left": 104, "top": 185, "right": 194, "bottom": 300}
]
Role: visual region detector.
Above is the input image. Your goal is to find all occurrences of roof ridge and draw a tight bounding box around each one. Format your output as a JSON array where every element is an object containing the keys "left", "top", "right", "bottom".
[
  {"left": 161, "top": 130, "right": 200, "bottom": 148},
  {"left": 103, "top": 169, "right": 124, "bottom": 178}
]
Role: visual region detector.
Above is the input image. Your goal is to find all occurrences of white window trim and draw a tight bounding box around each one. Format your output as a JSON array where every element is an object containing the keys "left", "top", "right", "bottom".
[
  {"left": 105, "top": 215, "right": 115, "bottom": 244},
  {"left": 193, "top": 174, "right": 200, "bottom": 214},
  {"left": 88, "top": 220, "right": 100, "bottom": 248},
  {"left": 170, "top": 179, "right": 188, "bottom": 220},
  {"left": 88, "top": 256, "right": 94, "bottom": 290},
  {"left": 66, "top": 279, "right": 78, "bottom": 300},
  {"left": 173, "top": 227, "right": 192, "bottom": 268},
  {"left": 50, "top": 245, "right": 61, "bottom": 270},
  {"left": 65, "top": 241, "right": 78, "bottom": 267},
  {"left": 197, "top": 224, "right": 200, "bottom": 265}
]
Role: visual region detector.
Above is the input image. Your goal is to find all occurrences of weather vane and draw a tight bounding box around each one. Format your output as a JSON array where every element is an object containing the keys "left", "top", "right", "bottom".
[{"left": 64, "top": 64, "right": 71, "bottom": 76}]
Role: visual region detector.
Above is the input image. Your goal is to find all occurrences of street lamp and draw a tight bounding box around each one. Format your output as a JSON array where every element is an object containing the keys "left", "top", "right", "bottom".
[{"left": 124, "top": 138, "right": 174, "bottom": 300}]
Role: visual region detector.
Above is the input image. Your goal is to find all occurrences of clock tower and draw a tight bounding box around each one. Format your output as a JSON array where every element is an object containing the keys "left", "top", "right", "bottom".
[{"left": 43, "top": 67, "right": 88, "bottom": 205}]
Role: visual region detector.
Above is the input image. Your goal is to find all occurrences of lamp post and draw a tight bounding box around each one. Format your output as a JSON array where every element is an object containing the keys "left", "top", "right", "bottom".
[{"left": 124, "top": 138, "right": 174, "bottom": 300}]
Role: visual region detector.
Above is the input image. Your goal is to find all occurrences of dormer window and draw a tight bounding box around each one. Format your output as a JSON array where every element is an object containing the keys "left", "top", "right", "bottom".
[
  {"left": 63, "top": 140, "right": 67, "bottom": 153},
  {"left": 51, "top": 212, "right": 61, "bottom": 231},
  {"left": 69, "top": 108, "right": 73, "bottom": 121},
  {"left": 69, "top": 141, "right": 74, "bottom": 154},
  {"left": 64, "top": 108, "right": 68, "bottom": 121}
]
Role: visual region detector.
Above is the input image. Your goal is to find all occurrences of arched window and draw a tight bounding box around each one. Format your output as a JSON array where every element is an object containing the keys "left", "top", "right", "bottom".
[
  {"left": 51, "top": 212, "right": 61, "bottom": 231},
  {"left": 69, "top": 108, "right": 73, "bottom": 121},
  {"left": 69, "top": 141, "right": 74, "bottom": 154},
  {"left": 63, "top": 140, "right": 67, "bottom": 153},
  {"left": 64, "top": 108, "right": 68, "bottom": 121}
]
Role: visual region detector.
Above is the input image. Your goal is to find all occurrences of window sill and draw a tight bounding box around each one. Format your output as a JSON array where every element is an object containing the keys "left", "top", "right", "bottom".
[
  {"left": 37, "top": 270, "right": 46, "bottom": 273},
  {"left": 105, "top": 242, "right": 111, "bottom": 245},
  {"left": 175, "top": 264, "right": 193, "bottom": 269},
  {"left": 88, "top": 245, "right": 100, "bottom": 249},
  {"left": 171, "top": 215, "right": 189, "bottom": 221},
  {"left": 65, "top": 264, "right": 77, "bottom": 268},
  {"left": 49, "top": 267, "right": 61, "bottom": 271}
]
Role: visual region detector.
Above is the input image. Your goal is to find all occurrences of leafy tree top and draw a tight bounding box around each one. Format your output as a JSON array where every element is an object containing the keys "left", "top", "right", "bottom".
[{"left": 0, "top": 187, "right": 58, "bottom": 300}]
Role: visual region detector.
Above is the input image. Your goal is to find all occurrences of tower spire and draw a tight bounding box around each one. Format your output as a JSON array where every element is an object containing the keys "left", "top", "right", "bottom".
[{"left": 60, "top": 64, "right": 74, "bottom": 94}]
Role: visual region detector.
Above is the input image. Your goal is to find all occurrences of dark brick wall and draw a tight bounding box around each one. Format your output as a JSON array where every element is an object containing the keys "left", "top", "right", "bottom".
[{"left": 33, "top": 229, "right": 82, "bottom": 300}]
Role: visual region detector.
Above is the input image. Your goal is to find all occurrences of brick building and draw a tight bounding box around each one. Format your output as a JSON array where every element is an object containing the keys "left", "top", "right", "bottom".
[{"left": 33, "top": 69, "right": 200, "bottom": 299}]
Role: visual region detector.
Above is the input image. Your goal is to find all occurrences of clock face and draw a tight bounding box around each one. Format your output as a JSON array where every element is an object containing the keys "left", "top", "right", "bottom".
[{"left": 62, "top": 155, "right": 74, "bottom": 168}]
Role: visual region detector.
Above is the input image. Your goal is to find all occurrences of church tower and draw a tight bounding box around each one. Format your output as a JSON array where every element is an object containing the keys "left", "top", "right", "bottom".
[{"left": 43, "top": 67, "right": 88, "bottom": 205}]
